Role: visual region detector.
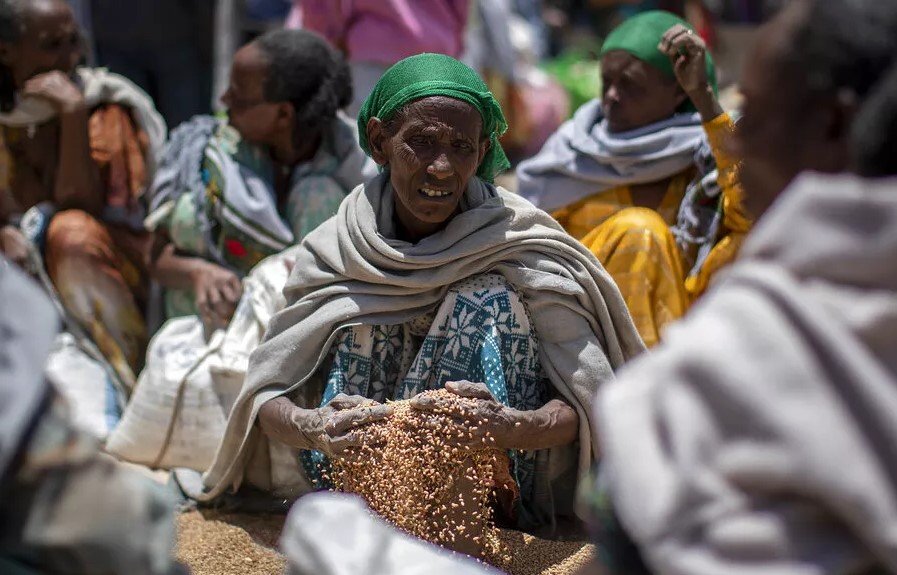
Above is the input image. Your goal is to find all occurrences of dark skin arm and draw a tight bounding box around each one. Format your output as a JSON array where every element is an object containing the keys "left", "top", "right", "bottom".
[
  {"left": 258, "top": 381, "right": 579, "bottom": 455},
  {"left": 148, "top": 231, "right": 243, "bottom": 330},
  {"left": 257, "top": 394, "right": 393, "bottom": 457},
  {"left": 659, "top": 24, "right": 724, "bottom": 123},
  {"left": 22, "top": 71, "right": 102, "bottom": 215}
]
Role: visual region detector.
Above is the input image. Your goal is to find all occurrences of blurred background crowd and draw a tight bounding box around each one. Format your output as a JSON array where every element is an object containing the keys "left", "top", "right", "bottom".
[{"left": 68, "top": 0, "right": 786, "bottom": 162}]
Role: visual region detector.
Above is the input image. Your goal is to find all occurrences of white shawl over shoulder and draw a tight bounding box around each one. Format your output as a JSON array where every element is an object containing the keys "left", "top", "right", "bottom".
[{"left": 599, "top": 173, "right": 897, "bottom": 574}]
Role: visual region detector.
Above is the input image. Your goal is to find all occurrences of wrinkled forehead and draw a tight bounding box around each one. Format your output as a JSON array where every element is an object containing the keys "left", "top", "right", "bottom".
[{"left": 393, "top": 96, "right": 484, "bottom": 136}]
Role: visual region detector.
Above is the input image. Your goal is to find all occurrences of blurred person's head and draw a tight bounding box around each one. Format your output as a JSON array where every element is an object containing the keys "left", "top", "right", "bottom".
[
  {"left": 599, "top": 10, "right": 717, "bottom": 133},
  {"left": 221, "top": 29, "right": 351, "bottom": 158},
  {"left": 737, "top": 0, "right": 897, "bottom": 219},
  {"left": 0, "top": 0, "right": 82, "bottom": 111}
]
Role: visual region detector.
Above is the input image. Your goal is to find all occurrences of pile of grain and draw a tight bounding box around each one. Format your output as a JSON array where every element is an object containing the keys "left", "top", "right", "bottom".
[
  {"left": 176, "top": 511, "right": 598, "bottom": 575},
  {"left": 327, "top": 389, "right": 512, "bottom": 562},
  {"left": 176, "top": 389, "right": 599, "bottom": 574},
  {"left": 498, "top": 530, "right": 597, "bottom": 575},
  {"left": 176, "top": 511, "right": 286, "bottom": 575}
]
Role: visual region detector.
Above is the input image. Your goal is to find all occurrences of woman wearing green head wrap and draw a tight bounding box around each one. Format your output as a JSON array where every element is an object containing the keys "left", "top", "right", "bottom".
[
  {"left": 517, "top": 11, "right": 750, "bottom": 348},
  {"left": 195, "top": 53, "right": 644, "bottom": 553}
]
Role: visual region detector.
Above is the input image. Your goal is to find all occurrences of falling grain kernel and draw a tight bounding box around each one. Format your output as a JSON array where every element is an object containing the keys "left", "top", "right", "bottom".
[{"left": 327, "top": 389, "right": 511, "bottom": 562}]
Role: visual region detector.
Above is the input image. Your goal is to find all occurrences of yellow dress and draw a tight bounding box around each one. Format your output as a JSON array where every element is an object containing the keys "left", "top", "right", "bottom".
[{"left": 552, "top": 113, "right": 750, "bottom": 347}]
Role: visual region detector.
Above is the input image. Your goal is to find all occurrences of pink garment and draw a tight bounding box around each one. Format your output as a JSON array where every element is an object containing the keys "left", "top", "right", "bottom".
[{"left": 291, "top": 0, "right": 470, "bottom": 66}]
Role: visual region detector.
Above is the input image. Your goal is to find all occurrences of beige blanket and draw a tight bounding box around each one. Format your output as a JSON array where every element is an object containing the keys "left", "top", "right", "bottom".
[
  {"left": 198, "top": 173, "right": 645, "bottom": 526},
  {"left": 598, "top": 173, "right": 897, "bottom": 574}
]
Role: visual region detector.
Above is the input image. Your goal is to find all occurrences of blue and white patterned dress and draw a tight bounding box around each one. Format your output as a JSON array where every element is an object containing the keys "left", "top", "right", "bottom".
[{"left": 301, "top": 273, "right": 552, "bottom": 518}]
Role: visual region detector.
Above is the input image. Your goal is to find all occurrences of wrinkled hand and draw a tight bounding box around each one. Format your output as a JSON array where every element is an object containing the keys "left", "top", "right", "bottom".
[
  {"left": 317, "top": 394, "right": 393, "bottom": 457},
  {"left": 21, "top": 71, "right": 85, "bottom": 114},
  {"left": 0, "top": 225, "right": 29, "bottom": 268},
  {"left": 258, "top": 394, "right": 392, "bottom": 457},
  {"left": 659, "top": 24, "right": 710, "bottom": 98},
  {"left": 192, "top": 262, "right": 242, "bottom": 330},
  {"left": 410, "top": 380, "right": 518, "bottom": 449}
]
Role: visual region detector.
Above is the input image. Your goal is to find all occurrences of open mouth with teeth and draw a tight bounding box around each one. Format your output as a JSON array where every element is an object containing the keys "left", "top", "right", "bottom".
[{"left": 418, "top": 185, "right": 454, "bottom": 199}]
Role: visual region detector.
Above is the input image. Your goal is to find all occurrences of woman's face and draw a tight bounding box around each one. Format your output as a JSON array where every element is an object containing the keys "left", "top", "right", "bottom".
[
  {"left": 367, "top": 96, "right": 488, "bottom": 240},
  {"left": 0, "top": 0, "right": 82, "bottom": 87},
  {"left": 601, "top": 50, "right": 685, "bottom": 133},
  {"left": 220, "top": 43, "right": 283, "bottom": 146}
]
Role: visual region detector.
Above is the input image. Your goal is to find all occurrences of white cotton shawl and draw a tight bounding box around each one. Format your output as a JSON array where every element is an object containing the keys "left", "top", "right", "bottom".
[
  {"left": 598, "top": 172, "right": 897, "bottom": 574},
  {"left": 282, "top": 493, "right": 500, "bottom": 575},
  {"left": 196, "top": 172, "right": 645, "bottom": 526},
  {"left": 515, "top": 99, "right": 706, "bottom": 212}
]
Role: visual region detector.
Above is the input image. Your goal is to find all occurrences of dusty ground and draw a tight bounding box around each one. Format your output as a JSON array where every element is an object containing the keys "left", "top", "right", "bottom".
[{"left": 177, "top": 510, "right": 597, "bottom": 575}]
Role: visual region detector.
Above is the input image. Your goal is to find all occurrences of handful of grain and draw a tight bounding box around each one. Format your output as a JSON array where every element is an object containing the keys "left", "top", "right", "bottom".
[{"left": 328, "top": 389, "right": 514, "bottom": 563}]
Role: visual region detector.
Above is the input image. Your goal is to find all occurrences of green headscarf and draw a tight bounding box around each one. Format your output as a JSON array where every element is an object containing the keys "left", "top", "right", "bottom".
[
  {"left": 600, "top": 10, "right": 718, "bottom": 112},
  {"left": 357, "top": 53, "right": 510, "bottom": 183}
]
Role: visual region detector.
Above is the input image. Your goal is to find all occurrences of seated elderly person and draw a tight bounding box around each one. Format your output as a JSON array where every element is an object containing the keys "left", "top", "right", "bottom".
[
  {"left": 517, "top": 11, "right": 748, "bottom": 346},
  {"left": 146, "top": 29, "right": 375, "bottom": 329},
  {"left": 0, "top": 0, "right": 165, "bottom": 387},
  {"left": 195, "top": 54, "right": 645, "bottom": 544}
]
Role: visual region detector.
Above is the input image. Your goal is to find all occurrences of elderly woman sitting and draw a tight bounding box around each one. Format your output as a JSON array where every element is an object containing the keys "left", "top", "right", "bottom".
[
  {"left": 146, "top": 29, "right": 375, "bottom": 329},
  {"left": 517, "top": 11, "right": 749, "bottom": 346},
  {"left": 196, "top": 54, "right": 644, "bottom": 544}
]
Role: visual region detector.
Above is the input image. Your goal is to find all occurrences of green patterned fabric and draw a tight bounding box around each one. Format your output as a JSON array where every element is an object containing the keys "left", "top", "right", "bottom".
[
  {"left": 357, "top": 53, "right": 511, "bottom": 182},
  {"left": 600, "top": 10, "right": 717, "bottom": 111}
]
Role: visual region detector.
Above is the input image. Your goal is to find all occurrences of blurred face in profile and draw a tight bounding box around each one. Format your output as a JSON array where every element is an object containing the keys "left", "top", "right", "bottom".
[{"left": 220, "top": 42, "right": 282, "bottom": 146}]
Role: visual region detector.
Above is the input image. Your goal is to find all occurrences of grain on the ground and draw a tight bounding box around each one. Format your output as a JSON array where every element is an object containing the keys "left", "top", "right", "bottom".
[
  {"left": 176, "top": 510, "right": 286, "bottom": 575},
  {"left": 498, "top": 529, "right": 597, "bottom": 575},
  {"left": 177, "top": 509, "right": 596, "bottom": 575}
]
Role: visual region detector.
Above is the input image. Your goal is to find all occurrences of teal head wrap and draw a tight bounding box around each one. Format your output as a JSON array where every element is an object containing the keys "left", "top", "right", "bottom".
[
  {"left": 600, "top": 11, "right": 718, "bottom": 112},
  {"left": 357, "top": 53, "right": 510, "bottom": 183}
]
